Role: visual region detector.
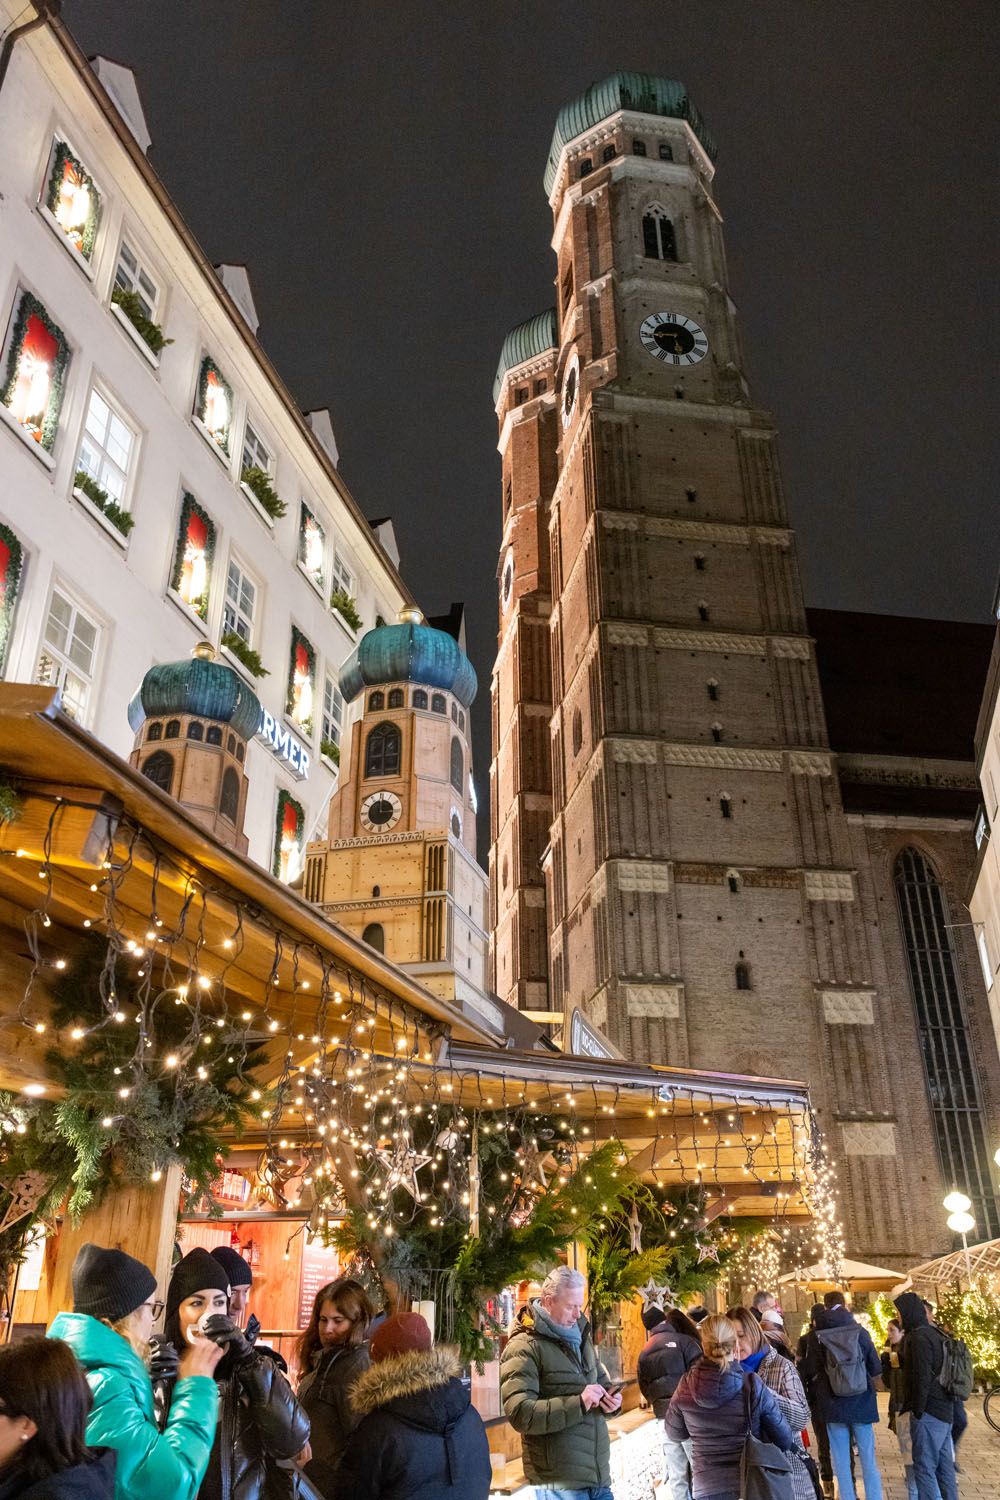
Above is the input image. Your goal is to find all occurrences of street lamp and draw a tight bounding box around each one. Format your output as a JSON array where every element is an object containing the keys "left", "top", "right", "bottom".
[{"left": 943, "top": 1192, "right": 975, "bottom": 1284}]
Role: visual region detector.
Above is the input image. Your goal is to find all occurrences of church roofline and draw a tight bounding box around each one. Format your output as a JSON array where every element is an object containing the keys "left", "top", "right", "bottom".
[{"left": 492, "top": 308, "right": 557, "bottom": 403}]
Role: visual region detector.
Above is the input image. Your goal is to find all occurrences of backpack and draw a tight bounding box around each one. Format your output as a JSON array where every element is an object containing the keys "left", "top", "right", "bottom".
[
  {"left": 938, "top": 1333, "right": 974, "bottom": 1400},
  {"left": 816, "top": 1325, "right": 868, "bottom": 1398}
]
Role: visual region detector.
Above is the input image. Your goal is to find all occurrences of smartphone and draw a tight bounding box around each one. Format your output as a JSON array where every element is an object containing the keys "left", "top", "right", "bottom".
[{"left": 603, "top": 1381, "right": 625, "bottom": 1396}]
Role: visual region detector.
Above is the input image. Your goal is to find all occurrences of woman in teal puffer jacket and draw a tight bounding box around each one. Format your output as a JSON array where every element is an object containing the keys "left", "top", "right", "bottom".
[{"left": 48, "top": 1243, "right": 221, "bottom": 1500}]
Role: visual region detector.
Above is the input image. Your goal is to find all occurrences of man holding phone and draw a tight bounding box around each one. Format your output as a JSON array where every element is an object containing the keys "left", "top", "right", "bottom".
[{"left": 501, "top": 1264, "right": 619, "bottom": 1500}]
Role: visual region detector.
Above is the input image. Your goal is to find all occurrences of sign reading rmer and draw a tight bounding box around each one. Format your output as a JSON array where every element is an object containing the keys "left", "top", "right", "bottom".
[{"left": 257, "top": 711, "right": 310, "bottom": 779}]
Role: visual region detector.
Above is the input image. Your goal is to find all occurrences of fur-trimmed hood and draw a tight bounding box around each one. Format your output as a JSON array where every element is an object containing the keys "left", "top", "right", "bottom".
[{"left": 350, "top": 1345, "right": 462, "bottom": 1419}]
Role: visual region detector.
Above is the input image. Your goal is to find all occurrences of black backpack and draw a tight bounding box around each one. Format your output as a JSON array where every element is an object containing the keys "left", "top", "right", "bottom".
[
  {"left": 938, "top": 1333, "right": 974, "bottom": 1400},
  {"left": 816, "top": 1324, "right": 868, "bottom": 1398}
]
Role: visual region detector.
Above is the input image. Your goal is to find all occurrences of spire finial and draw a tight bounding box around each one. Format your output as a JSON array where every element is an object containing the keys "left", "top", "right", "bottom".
[{"left": 192, "top": 641, "right": 216, "bottom": 661}]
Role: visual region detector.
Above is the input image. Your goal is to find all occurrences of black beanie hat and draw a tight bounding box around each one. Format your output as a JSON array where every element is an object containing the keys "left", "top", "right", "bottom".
[
  {"left": 211, "top": 1246, "right": 253, "bottom": 1289},
  {"left": 166, "top": 1248, "right": 232, "bottom": 1325},
  {"left": 72, "top": 1242, "right": 157, "bottom": 1322},
  {"left": 642, "top": 1305, "right": 667, "bottom": 1331}
]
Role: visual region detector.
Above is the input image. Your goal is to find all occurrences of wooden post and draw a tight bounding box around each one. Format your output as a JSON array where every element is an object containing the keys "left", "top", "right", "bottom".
[{"left": 46, "top": 1165, "right": 182, "bottom": 1323}]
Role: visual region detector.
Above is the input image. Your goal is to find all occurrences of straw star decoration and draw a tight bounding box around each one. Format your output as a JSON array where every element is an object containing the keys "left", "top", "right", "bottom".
[
  {"left": 696, "top": 1239, "right": 720, "bottom": 1264},
  {"left": 374, "top": 1132, "right": 433, "bottom": 1202}
]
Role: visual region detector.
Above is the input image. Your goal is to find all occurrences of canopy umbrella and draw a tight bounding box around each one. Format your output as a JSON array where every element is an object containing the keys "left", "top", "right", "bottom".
[{"left": 778, "top": 1258, "right": 905, "bottom": 1293}]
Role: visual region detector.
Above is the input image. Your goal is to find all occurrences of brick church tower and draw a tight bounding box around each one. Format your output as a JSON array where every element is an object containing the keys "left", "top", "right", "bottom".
[{"left": 490, "top": 73, "right": 1000, "bottom": 1259}]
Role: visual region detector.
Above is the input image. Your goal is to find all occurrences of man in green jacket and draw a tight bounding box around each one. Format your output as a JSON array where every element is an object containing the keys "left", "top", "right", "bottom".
[
  {"left": 500, "top": 1264, "right": 620, "bottom": 1500},
  {"left": 49, "top": 1242, "right": 221, "bottom": 1500}
]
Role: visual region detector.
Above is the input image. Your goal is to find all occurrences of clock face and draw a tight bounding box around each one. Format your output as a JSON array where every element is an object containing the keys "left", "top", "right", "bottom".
[
  {"left": 501, "top": 552, "right": 514, "bottom": 609},
  {"left": 561, "top": 349, "right": 580, "bottom": 429},
  {"left": 640, "top": 312, "right": 709, "bottom": 366},
  {"left": 360, "top": 790, "right": 402, "bottom": 833}
]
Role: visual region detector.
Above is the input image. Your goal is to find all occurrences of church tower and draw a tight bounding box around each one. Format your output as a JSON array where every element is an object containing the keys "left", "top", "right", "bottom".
[
  {"left": 490, "top": 73, "right": 951, "bottom": 1256},
  {"left": 306, "top": 608, "right": 491, "bottom": 1021}
]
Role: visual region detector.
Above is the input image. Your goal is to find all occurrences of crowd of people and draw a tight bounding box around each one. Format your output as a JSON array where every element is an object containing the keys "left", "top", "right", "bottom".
[{"left": 0, "top": 1246, "right": 970, "bottom": 1500}]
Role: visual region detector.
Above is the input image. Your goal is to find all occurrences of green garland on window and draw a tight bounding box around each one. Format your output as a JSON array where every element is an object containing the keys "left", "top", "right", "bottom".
[
  {"left": 286, "top": 625, "right": 316, "bottom": 730},
  {"left": 0, "top": 523, "right": 24, "bottom": 672},
  {"left": 170, "top": 492, "right": 216, "bottom": 620},
  {"left": 195, "top": 355, "right": 233, "bottom": 455},
  {"left": 272, "top": 788, "right": 305, "bottom": 878},
  {"left": 0, "top": 290, "right": 71, "bottom": 452},
  {"left": 298, "top": 502, "right": 324, "bottom": 582},
  {"left": 45, "top": 140, "right": 102, "bottom": 260}
]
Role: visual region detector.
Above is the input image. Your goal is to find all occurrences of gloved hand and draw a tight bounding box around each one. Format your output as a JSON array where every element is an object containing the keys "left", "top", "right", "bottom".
[
  {"left": 201, "top": 1314, "right": 254, "bottom": 1362},
  {"left": 148, "top": 1335, "right": 179, "bottom": 1383},
  {"left": 244, "top": 1313, "right": 261, "bottom": 1347}
]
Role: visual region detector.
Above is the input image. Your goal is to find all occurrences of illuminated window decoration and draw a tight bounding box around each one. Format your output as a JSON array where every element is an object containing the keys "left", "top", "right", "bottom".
[
  {"left": 194, "top": 356, "right": 233, "bottom": 455},
  {"left": 273, "top": 789, "right": 305, "bottom": 883},
  {"left": 286, "top": 625, "right": 316, "bottom": 735},
  {"left": 170, "top": 493, "right": 216, "bottom": 620},
  {"left": 44, "top": 140, "right": 102, "bottom": 260},
  {"left": 0, "top": 523, "right": 25, "bottom": 674},
  {"left": 0, "top": 291, "right": 71, "bottom": 451},
  {"left": 298, "top": 502, "right": 325, "bottom": 589}
]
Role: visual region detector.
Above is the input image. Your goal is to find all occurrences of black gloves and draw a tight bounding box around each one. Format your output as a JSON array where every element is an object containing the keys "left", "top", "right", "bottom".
[
  {"left": 245, "top": 1313, "right": 262, "bottom": 1347},
  {"left": 201, "top": 1313, "right": 254, "bottom": 1362},
  {"left": 148, "top": 1335, "right": 179, "bottom": 1383}
]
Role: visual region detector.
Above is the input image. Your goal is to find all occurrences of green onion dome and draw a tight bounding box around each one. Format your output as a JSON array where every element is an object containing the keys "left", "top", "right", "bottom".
[
  {"left": 339, "top": 608, "right": 478, "bottom": 707},
  {"left": 128, "top": 643, "right": 262, "bottom": 740},
  {"left": 493, "top": 308, "right": 557, "bottom": 403},
  {"left": 543, "top": 71, "right": 716, "bottom": 195}
]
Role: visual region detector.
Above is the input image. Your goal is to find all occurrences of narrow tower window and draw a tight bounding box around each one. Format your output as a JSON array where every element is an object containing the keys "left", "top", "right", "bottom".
[
  {"left": 685, "top": 487, "right": 697, "bottom": 503},
  {"left": 362, "top": 922, "right": 385, "bottom": 954},
  {"left": 659, "top": 142, "right": 674, "bottom": 161},
  {"left": 219, "top": 766, "right": 240, "bottom": 823},
  {"left": 727, "top": 873, "right": 741, "bottom": 894},
  {"left": 633, "top": 139, "right": 647, "bottom": 157},
  {"left": 388, "top": 688, "right": 404, "bottom": 708},
  {"left": 579, "top": 158, "right": 593, "bottom": 178},
  {"left": 642, "top": 207, "right": 678, "bottom": 262},
  {"left": 413, "top": 688, "right": 428, "bottom": 710},
  {"left": 720, "top": 795, "right": 732, "bottom": 819},
  {"left": 602, "top": 144, "right": 617, "bottom": 163},
  {"left": 694, "top": 553, "right": 706, "bottom": 571},
  {"left": 735, "top": 961, "right": 752, "bottom": 991},
  {"left": 142, "top": 751, "right": 174, "bottom": 794},
  {"left": 450, "top": 736, "right": 463, "bottom": 794},
  {"left": 146, "top": 722, "right": 162, "bottom": 742},
  {"left": 431, "top": 692, "right": 446, "bottom": 715},
  {"left": 365, "top": 722, "right": 401, "bottom": 778},
  {"left": 707, "top": 679, "right": 719, "bottom": 701},
  {"left": 698, "top": 602, "right": 710, "bottom": 622},
  {"left": 711, "top": 723, "right": 723, "bottom": 743},
  {"left": 368, "top": 691, "right": 384, "bottom": 711}
]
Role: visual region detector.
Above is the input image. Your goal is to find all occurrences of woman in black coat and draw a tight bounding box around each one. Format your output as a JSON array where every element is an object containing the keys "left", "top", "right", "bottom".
[
  {"left": 334, "top": 1314, "right": 490, "bottom": 1500},
  {"left": 296, "top": 1279, "right": 373, "bottom": 1498},
  {"left": 0, "top": 1338, "right": 115, "bottom": 1500},
  {"left": 165, "top": 1249, "right": 310, "bottom": 1500}
]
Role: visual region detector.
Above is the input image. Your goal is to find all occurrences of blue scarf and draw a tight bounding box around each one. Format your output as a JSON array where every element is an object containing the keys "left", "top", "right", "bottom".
[
  {"left": 531, "top": 1300, "right": 583, "bottom": 1348},
  {"left": 741, "top": 1348, "right": 768, "bottom": 1373}
]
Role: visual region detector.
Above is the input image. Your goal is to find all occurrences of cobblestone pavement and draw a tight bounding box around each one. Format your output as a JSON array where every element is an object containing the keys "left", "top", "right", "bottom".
[{"left": 865, "top": 1394, "right": 999, "bottom": 1500}]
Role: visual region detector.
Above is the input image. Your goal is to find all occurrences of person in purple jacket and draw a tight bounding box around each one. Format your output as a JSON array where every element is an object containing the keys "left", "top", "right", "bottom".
[{"left": 665, "top": 1314, "right": 795, "bottom": 1500}]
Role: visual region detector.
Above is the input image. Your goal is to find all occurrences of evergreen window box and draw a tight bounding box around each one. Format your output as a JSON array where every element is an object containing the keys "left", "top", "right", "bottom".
[
  {"left": 220, "top": 631, "right": 269, "bottom": 679},
  {"left": 330, "top": 589, "right": 362, "bottom": 635},
  {"left": 0, "top": 522, "right": 25, "bottom": 673},
  {"left": 0, "top": 290, "right": 70, "bottom": 456},
  {"left": 285, "top": 625, "right": 316, "bottom": 735},
  {"left": 42, "top": 140, "right": 102, "bottom": 265},
  {"left": 0, "top": 402, "right": 56, "bottom": 468},
  {"left": 169, "top": 492, "right": 216, "bottom": 621},
  {"left": 193, "top": 356, "right": 233, "bottom": 459},
  {"left": 110, "top": 288, "right": 170, "bottom": 365},
  {"left": 72, "top": 479, "right": 131, "bottom": 549},
  {"left": 320, "top": 738, "right": 340, "bottom": 769},
  {"left": 240, "top": 466, "right": 286, "bottom": 527}
]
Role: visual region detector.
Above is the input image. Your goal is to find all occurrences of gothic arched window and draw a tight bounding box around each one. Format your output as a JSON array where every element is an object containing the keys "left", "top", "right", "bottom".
[
  {"left": 368, "top": 691, "right": 384, "bottom": 711},
  {"left": 206, "top": 725, "right": 223, "bottom": 745},
  {"left": 431, "top": 693, "right": 446, "bottom": 715},
  {"left": 362, "top": 922, "right": 385, "bottom": 954},
  {"left": 413, "top": 689, "right": 428, "bottom": 710},
  {"left": 365, "top": 722, "right": 401, "bottom": 778},
  {"left": 219, "top": 766, "right": 240, "bottom": 823},
  {"left": 142, "top": 751, "right": 174, "bottom": 794},
  {"left": 450, "top": 736, "right": 463, "bottom": 794},
  {"left": 388, "top": 688, "right": 404, "bottom": 708},
  {"left": 894, "top": 848, "right": 1000, "bottom": 1236},
  {"left": 165, "top": 719, "right": 180, "bottom": 739},
  {"left": 186, "top": 721, "right": 204, "bottom": 741},
  {"left": 642, "top": 206, "right": 678, "bottom": 262},
  {"left": 146, "top": 722, "right": 162, "bottom": 742}
]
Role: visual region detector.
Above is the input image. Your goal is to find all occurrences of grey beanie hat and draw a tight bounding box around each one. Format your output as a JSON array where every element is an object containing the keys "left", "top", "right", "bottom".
[{"left": 72, "top": 1242, "right": 157, "bottom": 1321}]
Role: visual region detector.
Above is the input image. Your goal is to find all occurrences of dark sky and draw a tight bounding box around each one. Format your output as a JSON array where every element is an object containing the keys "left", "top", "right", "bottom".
[{"left": 62, "top": 2, "right": 998, "bottom": 855}]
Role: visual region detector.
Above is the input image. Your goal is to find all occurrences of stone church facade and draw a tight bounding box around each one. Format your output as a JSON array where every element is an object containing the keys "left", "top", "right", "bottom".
[{"left": 489, "top": 74, "right": 999, "bottom": 1264}]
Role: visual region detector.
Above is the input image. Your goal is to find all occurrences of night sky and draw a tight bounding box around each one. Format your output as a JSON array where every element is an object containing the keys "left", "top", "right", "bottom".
[{"left": 61, "top": 2, "right": 998, "bottom": 855}]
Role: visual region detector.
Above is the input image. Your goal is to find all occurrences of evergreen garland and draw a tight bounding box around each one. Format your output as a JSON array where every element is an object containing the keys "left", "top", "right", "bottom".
[
  {"left": 241, "top": 466, "right": 286, "bottom": 520},
  {"left": 0, "top": 291, "right": 71, "bottom": 452},
  {"left": 195, "top": 356, "right": 233, "bottom": 455},
  {"left": 45, "top": 141, "right": 102, "bottom": 260},
  {"left": 111, "top": 287, "right": 172, "bottom": 357},
  {"left": 0, "top": 523, "right": 24, "bottom": 671},
  {"left": 286, "top": 626, "right": 316, "bottom": 729},
  {"left": 298, "top": 503, "right": 325, "bottom": 584},
  {"left": 170, "top": 492, "right": 216, "bottom": 619},
  {"left": 273, "top": 789, "right": 305, "bottom": 878}
]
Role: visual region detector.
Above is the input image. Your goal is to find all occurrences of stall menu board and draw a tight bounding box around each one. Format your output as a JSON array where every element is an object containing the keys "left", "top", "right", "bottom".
[{"left": 297, "top": 1239, "right": 342, "bottom": 1328}]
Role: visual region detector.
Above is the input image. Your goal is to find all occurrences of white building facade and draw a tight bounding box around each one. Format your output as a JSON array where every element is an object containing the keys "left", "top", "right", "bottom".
[{"left": 0, "top": 3, "right": 409, "bottom": 879}]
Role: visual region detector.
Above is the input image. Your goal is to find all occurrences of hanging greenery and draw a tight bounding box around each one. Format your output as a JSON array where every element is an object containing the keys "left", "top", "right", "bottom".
[
  {"left": 221, "top": 631, "right": 269, "bottom": 679},
  {"left": 170, "top": 492, "right": 216, "bottom": 620},
  {"left": 111, "top": 287, "right": 172, "bottom": 357},
  {"left": 241, "top": 466, "right": 286, "bottom": 521},
  {"left": 0, "top": 290, "right": 71, "bottom": 452},
  {"left": 45, "top": 140, "right": 102, "bottom": 260},
  {"left": 330, "top": 589, "right": 362, "bottom": 633},
  {"left": 195, "top": 356, "right": 233, "bottom": 454},
  {"left": 73, "top": 471, "right": 135, "bottom": 537}
]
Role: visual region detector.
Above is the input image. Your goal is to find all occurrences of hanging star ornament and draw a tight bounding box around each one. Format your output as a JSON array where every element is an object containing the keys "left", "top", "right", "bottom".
[
  {"left": 638, "top": 1278, "right": 671, "bottom": 1310},
  {"left": 627, "top": 1201, "right": 643, "bottom": 1253},
  {"left": 374, "top": 1131, "right": 433, "bottom": 1202},
  {"left": 696, "top": 1238, "right": 721, "bottom": 1264},
  {"left": 517, "top": 1137, "right": 558, "bottom": 1191}
]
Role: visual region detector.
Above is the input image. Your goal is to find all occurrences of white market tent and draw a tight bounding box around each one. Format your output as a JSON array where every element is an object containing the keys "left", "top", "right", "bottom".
[
  {"left": 779, "top": 1258, "right": 906, "bottom": 1293},
  {"left": 907, "top": 1237, "right": 1000, "bottom": 1294}
]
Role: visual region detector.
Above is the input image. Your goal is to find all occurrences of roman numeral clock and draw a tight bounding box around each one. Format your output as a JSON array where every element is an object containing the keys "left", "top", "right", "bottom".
[{"left": 639, "top": 311, "right": 709, "bottom": 366}]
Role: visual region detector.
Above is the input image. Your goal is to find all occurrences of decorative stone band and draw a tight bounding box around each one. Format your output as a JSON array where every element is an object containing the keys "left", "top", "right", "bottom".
[
  {"left": 840, "top": 1121, "right": 897, "bottom": 1156},
  {"left": 608, "top": 738, "right": 832, "bottom": 776},
  {"left": 613, "top": 859, "right": 672, "bottom": 893},
  {"left": 803, "top": 870, "right": 855, "bottom": 901},
  {"left": 819, "top": 987, "right": 876, "bottom": 1025},
  {"left": 674, "top": 863, "right": 800, "bottom": 889},
  {"left": 837, "top": 752, "right": 978, "bottom": 792},
  {"left": 602, "top": 623, "right": 813, "bottom": 661},
  {"left": 599, "top": 511, "right": 792, "bottom": 548},
  {"left": 321, "top": 831, "right": 424, "bottom": 849},
  {"left": 624, "top": 982, "right": 684, "bottom": 1019}
]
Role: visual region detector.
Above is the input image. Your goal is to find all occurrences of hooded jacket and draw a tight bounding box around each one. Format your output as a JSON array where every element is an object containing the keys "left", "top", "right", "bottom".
[
  {"left": 47, "top": 1313, "right": 217, "bottom": 1500},
  {"left": 664, "top": 1359, "right": 795, "bottom": 1500},
  {"left": 0, "top": 1448, "right": 116, "bottom": 1500},
  {"left": 297, "top": 1342, "right": 370, "bottom": 1498},
  {"left": 637, "top": 1324, "right": 702, "bottom": 1417},
  {"left": 333, "top": 1346, "right": 490, "bottom": 1500},
  {"left": 894, "top": 1292, "right": 953, "bottom": 1425},
  {"left": 798, "top": 1305, "right": 881, "bottom": 1426},
  {"left": 499, "top": 1302, "right": 611, "bottom": 1489}
]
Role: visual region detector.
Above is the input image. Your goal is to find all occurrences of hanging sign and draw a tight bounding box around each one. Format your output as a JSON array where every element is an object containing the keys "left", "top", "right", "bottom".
[
  {"left": 257, "top": 709, "right": 310, "bottom": 780},
  {"left": 567, "top": 1007, "right": 622, "bottom": 1060}
]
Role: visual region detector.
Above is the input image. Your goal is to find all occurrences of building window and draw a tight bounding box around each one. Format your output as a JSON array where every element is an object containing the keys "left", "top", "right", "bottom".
[
  {"left": 369, "top": 691, "right": 385, "bottom": 711},
  {"left": 362, "top": 922, "right": 385, "bottom": 954},
  {"left": 561, "top": 267, "right": 573, "bottom": 314},
  {"left": 365, "top": 722, "right": 401, "bottom": 778},
  {"left": 698, "top": 602, "right": 710, "bottom": 622},
  {"left": 322, "top": 675, "right": 344, "bottom": 749},
  {"left": 735, "top": 961, "right": 752, "bottom": 991},
  {"left": 535, "top": 378, "right": 547, "bottom": 395},
  {"left": 223, "top": 556, "right": 257, "bottom": 645},
  {"left": 113, "top": 241, "right": 159, "bottom": 323},
  {"left": 633, "top": 139, "right": 647, "bottom": 157},
  {"left": 694, "top": 553, "right": 706, "bottom": 571},
  {"left": 413, "top": 688, "right": 428, "bottom": 710},
  {"left": 504, "top": 478, "right": 512, "bottom": 516},
  {"left": 219, "top": 766, "right": 240, "bottom": 823},
  {"left": 205, "top": 724, "right": 222, "bottom": 746},
  {"left": 602, "top": 144, "right": 617, "bottom": 163},
  {"left": 572, "top": 708, "right": 583, "bottom": 756},
  {"left": 707, "top": 679, "right": 719, "bottom": 701},
  {"left": 170, "top": 493, "right": 215, "bottom": 620},
  {"left": 579, "top": 158, "right": 593, "bottom": 177},
  {"left": 686, "top": 486, "right": 697, "bottom": 503},
  {"left": 0, "top": 523, "right": 26, "bottom": 674},
  {"left": 241, "top": 420, "right": 271, "bottom": 477},
  {"left": 331, "top": 540, "right": 354, "bottom": 598},
  {"left": 193, "top": 355, "right": 233, "bottom": 456},
  {"left": 451, "top": 702, "right": 458, "bottom": 723},
  {"left": 187, "top": 721, "right": 204, "bottom": 740},
  {"left": 659, "top": 142, "right": 674, "bottom": 161},
  {"left": 35, "top": 586, "right": 99, "bottom": 723},
  {"left": 711, "top": 723, "right": 723, "bottom": 743},
  {"left": 895, "top": 848, "right": 1000, "bottom": 1236},
  {"left": 720, "top": 795, "right": 732, "bottom": 819},
  {"left": 147, "top": 722, "right": 162, "bottom": 742},
  {"left": 0, "top": 290, "right": 71, "bottom": 452},
  {"left": 165, "top": 719, "right": 180, "bottom": 739},
  {"left": 728, "top": 873, "right": 740, "bottom": 894},
  {"left": 76, "top": 387, "right": 136, "bottom": 510},
  {"left": 451, "top": 813, "right": 461, "bottom": 839},
  {"left": 388, "top": 688, "right": 404, "bottom": 709},
  {"left": 298, "top": 502, "right": 326, "bottom": 590},
  {"left": 142, "top": 750, "right": 173, "bottom": 793},
  {"left": 642, "top": 207, "right": 678, "bottom": 262},
  {"left": 515, "top": 387, "right": 527, "bottom": 405},
  {"left": 450, "top": 736, "right": 463, "bottom": 794},
  {"left": 431, "top": 693, "right": 446, "bottom": 715},
  {"left": 273, "top": 790, "right": 305, "bottom": 883},
  {"left": 42, "top": 138, "right": 102, "bottom": 260},
  {"left": 978, "top": 928, "right": 994, "bottom": 992},
  {"left": 286, "top": 626, "right": 316, "bottom": 734},
  {"left": 458, "top": 711, "right": 465, "bottom": 732}
]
